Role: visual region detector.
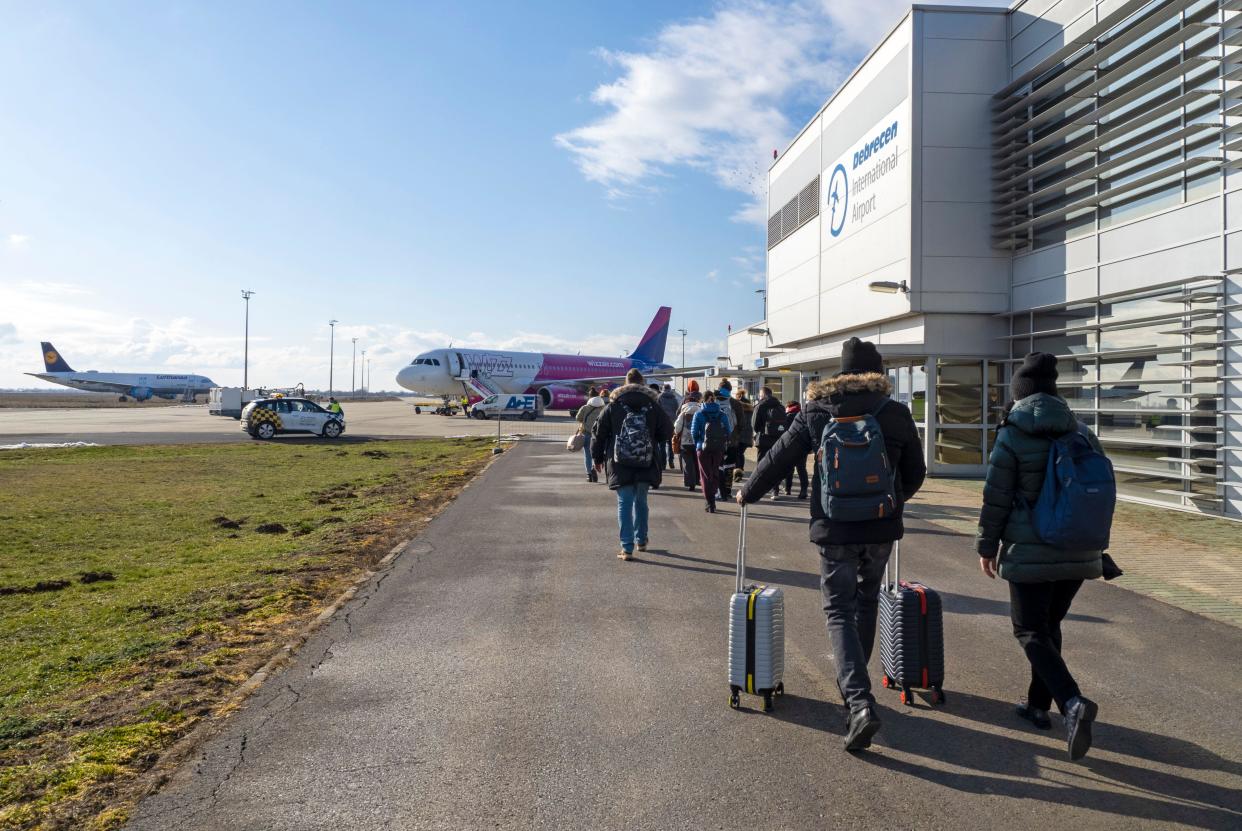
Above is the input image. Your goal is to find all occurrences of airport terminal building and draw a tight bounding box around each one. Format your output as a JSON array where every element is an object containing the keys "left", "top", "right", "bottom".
[{"left": 727, "top": 0, "right": 1242, "bottom": 517}]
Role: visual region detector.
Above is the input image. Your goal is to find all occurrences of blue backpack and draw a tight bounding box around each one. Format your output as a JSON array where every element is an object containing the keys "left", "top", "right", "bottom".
[
  {"left": 818, "top": 398, "right": 897, "bottom": 522},
  {"left": 1031, "top": 424, "right": 1116, "bottom": 550}
]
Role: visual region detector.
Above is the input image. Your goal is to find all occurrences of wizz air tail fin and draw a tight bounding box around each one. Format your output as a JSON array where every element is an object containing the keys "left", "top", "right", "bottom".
[
  {"left": 41, "top": 342, "right": 74, "bottom": 373},
  {"left": 629, "top": 307, "right": 671, "bottom": 365}
]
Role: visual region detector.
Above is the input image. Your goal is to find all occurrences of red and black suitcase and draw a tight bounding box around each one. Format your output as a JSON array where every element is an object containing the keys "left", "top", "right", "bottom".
[{"left": 878, "top": 540, "right": 946, "bottom": 706}]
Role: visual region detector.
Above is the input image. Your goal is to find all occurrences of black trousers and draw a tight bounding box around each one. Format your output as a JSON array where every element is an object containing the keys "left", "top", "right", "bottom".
[
  {"left": 1009, "top": 579, "right": 1083, "bottom": 713},
  {"left": 784, "top": 453, "right": 808, "bottom": 495},
  {"left": 757, "top": 437, "right": 780, "bottom": 495}
]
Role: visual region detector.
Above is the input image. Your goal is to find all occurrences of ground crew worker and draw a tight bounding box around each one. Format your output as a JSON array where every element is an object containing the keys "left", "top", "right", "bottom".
[
  {"left": 461, "top": 395, "right": 470, "bottom": 416},
  {"left": 327, "top": 397, "right": 343, "bottom": 417}
]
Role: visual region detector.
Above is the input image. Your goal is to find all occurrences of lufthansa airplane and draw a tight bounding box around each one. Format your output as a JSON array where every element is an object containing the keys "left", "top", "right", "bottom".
[
  {"left": 27, "top": 342, "right": 216, "bottom": 401},
  {"left": 397, "top": 307, "right": 678, "bottom": 411}
]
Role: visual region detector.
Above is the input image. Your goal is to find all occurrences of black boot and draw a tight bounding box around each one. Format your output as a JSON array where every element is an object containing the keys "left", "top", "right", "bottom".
[
  {"left": 844, "top": 705, "right": 881, "bottom": 752},
  {"left": 1065, "top": 696, "right": 1098, "bottom": 760},
  {"left": 1015, "top": 701, "right": 1051, "bottom": 730}
]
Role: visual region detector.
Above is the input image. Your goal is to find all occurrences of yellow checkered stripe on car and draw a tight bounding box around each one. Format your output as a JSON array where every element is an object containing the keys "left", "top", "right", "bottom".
[{"left": 247, "top": 408, "right": 283, "bottom": 430}]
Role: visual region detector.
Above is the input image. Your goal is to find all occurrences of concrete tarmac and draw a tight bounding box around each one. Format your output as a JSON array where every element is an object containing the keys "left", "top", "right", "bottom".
[
  {"left": 0, "top": 401, "right": 575, "bottom": 446},
  {"left": 126, "top": 442, "right": 1242, "bottom": 830}
]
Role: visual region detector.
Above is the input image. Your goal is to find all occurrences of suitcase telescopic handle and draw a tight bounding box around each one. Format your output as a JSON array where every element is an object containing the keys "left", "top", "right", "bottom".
[
  {"left": 735, "top": 504, "right": 748, "bottom": 593},
  {"left": 883, "top": 539, "right": 901, "bottom": 594}
]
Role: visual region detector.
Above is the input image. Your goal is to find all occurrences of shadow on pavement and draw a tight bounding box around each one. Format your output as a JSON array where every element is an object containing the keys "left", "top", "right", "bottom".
[
  {"left": 937, "top": 591, "right": 1110, "bottom": 624},
  {"left": 864, "top": 690, "right": 1242, "bottom": 829},
  {"left": 643, "top": 550, "right": 822, "bottom": 591},
  {"left": 766, "top": 692, "right": 845, "bottom": 736}
]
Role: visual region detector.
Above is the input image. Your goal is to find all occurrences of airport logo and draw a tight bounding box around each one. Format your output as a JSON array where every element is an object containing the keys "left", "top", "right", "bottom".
[
  {"left": 828, "top": 164, "right": 849, "bottom": 238},
  {"left": 852, "top": 121, "right": 898, "bottom": 170}
]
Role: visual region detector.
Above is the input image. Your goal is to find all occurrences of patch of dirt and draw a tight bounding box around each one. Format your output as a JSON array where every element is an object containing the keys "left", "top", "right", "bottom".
[
  {"left": 211, "top": 516, "right": 244, "bottom": 530},
  {"left": 78, "top": 571, "right": 116, "bottom": 584},
  {"left": 253, "top": 523, "right": 288, "bottom": 534},
  {"left": 360, "top": 449, "right": 389, "bottom": 459},
  {"left": 0, "top": 579, "right": 71, "bottom": 596}
]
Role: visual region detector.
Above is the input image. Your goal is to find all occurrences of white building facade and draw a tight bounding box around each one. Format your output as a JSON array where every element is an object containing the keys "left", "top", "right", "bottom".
[{"left": 731, "top": 0, "right": 1242, "bottom": 517}]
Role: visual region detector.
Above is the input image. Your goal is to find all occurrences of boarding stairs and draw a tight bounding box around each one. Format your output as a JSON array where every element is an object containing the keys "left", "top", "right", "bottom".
[{"left": 457, "top": 370, "right": 502, "bottom": 401}]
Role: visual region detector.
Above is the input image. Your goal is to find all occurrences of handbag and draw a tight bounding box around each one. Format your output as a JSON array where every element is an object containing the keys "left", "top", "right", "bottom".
[
  {"left": 567, "top": 432, "right": 585, "bottom": 452},
  {"left": 672, "top": 432, "right": 682, "bottom": 455}
]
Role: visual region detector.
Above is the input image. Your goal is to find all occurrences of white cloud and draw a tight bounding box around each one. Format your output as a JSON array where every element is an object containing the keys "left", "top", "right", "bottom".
[
  {"left": 0, "top": 323, "right": 18, "bottom": 344},
  {"left": 557, "top": 1, "right": 991, "bottom": 223},
  {"left": 706, "top": 269, "right": 719, "bottom": 282},
  {"left": 7, "top": 234, "right": 29, "bottom": 249}
]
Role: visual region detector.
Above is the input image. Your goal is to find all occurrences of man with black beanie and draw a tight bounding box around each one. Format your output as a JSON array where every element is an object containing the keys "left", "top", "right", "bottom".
[
  {"left": 737, "top": 337, "right": 925, "bottom": 752},
  {"left": 975, "top": 352, "right": 1106, "bottom": 760}
]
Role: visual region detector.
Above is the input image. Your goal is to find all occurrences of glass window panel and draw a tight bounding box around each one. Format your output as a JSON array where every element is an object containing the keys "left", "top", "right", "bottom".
[
  {"left": 986, "top": 362, "right": 1004, "bottom": 424},
  {"left": 1097, "top": 379, "right": 1183, "bottom": 411},
  {"left": 1032, "top": 331, "right": 1097, "bottom": 357},
  {"left": 1115, "top": 470, "right": 1183, "bottom": 504},
  {"left": 1033, "top": 305, "right": 1095, "bottom": 333},
  {"left": 1100, "top": 322, "right": 1185, "bottom": 352},
  {"left": 1099, "top": 181, "right": 1182, "bottom": 228},
  {"left": 1013, "top": 313, "right": 1031, "bottom": 336},
  {"left": 1105, "top": 443, "right": 1189, "bottom": 476},
  {"left": 987, "top": 428, "right": 998, "bottom": 455},
  {"left": 935, "top": 428, "right": 983, "bottom": 465},
  {"left": 1099, "top": 294, "right": 1170, "bottom": 324},
  {"left": 937, "top": 361, "right": 983, "bottom": 425},
  {"left": 1058, "top": 386, "right": 1096, "bottom": 411},
  {"left": 1100, "top": 355, "right": 1182, "bottom": 383},
  {"left": 1097, "top": 411, "right": 1182, "bottom": 441}
]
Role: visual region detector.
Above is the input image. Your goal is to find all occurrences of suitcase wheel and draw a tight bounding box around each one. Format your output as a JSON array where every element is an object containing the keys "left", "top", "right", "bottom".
[
  {"left": 763, "top": 692, "right": 774, "bottom": 713},
  {"left": 729, "top": 691, "right": 740, "bottom": 710},
  {"left": 881, "top": 675, "right": 891, "bottom": 689},
  {"left": 775, "top": 682, "right": 785, "bottom": 697},
  {"left": 931, "top": 687, "right": 946, "bottom": 706},
  {"left": 900, "top": 687, "right": 913, "bottom": 706}
]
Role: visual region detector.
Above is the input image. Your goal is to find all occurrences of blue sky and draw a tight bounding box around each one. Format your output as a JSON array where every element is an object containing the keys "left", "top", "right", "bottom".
[{"left": 0, "top": 1, "right": 973, "bottom": 390}]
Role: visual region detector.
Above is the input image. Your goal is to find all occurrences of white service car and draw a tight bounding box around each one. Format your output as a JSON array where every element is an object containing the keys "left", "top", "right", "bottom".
[
  {"left": 240, "top": 397, "right": 346, "bottom": 440},
  {"left": 470, "top": 393, "right": 540, "bottom": 421}
]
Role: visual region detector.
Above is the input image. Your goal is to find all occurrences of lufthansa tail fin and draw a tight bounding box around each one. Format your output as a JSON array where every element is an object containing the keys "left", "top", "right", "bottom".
[
  {"left": 41, "top": 342, "right": 74, "bottom": 373},
  {"left": 629, "top": 307, "right": 671, "bottom": 365}
]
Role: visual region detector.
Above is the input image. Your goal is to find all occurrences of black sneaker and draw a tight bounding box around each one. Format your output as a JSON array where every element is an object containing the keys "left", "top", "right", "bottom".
[
  {"left": 844, "top": 705, "right": 881, "bottom": 752},
  {"left": 1065, "top": 696, "right": 1098, "bottom": 760},
  {"left": 1015, "top": 701, "right": 1052, "bottom": 730}
]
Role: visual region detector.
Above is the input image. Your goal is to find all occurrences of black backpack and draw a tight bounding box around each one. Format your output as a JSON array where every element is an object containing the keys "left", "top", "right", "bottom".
[
  {"left": 613, "top": 403, "right": 655, "bottom": 467},
  {"left": 702, "top": 410, "right": 728, "bottom": 453},
  {"left": 763, "top": 403, "right": 786, "bottom": 438}
]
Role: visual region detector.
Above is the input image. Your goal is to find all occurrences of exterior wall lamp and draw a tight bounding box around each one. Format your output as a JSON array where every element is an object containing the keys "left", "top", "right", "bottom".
[{"left": 868, "top": 280, "right": 909, "bottom": 294}]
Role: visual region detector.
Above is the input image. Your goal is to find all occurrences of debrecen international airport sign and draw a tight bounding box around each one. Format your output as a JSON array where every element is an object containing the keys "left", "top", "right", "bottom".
[{"left": 823, "top": 102, "right": 908, "bottom": 245}]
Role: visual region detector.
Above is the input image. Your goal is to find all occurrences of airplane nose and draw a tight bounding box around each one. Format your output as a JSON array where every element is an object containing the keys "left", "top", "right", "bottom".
[{"left": 396, "top": 366, "right": 420, "bottom": 391}]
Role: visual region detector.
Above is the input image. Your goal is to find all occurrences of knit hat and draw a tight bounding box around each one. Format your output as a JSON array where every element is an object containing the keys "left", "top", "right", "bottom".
[
  {"left": 836, "top": 337, "right": 884, "bottom": 376},
  {"left": 1011, "top": 352, "right": 1059, "bottom": 400}
]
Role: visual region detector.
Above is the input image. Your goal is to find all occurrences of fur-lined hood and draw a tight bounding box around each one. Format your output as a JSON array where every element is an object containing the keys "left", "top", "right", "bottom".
[
  {"left": 806, "top": 372, "right": 892, "bottom": 401},
  {"left": 609, "top": 383, "right": 660, "bottom": 402}
]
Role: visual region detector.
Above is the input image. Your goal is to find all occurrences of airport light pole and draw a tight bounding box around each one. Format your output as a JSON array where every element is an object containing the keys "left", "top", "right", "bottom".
[
  {"left": 241, "top": 290, "right": 255, "bottom": 389},
  {"left": 328, "top": 319, "right": 339, "bottom": 396},
  {"left": 677, "top": 328, "right": 687, "bottom": 368},
  {"left": 351, "top": 337, "right": 358, "bottom": 394},
  {"left": 755, "top": 288, "right": 767, "bottom": 320},
  {"left": 360, "top": 349, "right": 367, "bottom": 394}
]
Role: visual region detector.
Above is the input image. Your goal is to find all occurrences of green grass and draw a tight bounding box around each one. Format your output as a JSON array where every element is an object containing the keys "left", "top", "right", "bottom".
[{"left": 0, "top": 439, "right": 492, "bottom": 830}]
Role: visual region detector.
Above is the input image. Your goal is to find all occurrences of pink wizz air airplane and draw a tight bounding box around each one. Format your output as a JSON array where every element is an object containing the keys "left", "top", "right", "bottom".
[{"left": 395, "top": 307, "right": 676, "bottom": 412}]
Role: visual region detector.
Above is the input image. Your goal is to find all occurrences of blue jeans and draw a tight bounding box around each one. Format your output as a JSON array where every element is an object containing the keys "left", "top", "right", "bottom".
[
  {"left": 616, "top": 483, "right": 650, "bottom": 552},
  {"left": 582, "top": 434, "right": 593, "bottom": 474}
]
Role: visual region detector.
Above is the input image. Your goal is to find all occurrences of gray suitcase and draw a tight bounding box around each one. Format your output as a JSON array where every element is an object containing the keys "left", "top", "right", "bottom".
[{"left": 728, "top": 505, "right": 786, "bottom": 711}]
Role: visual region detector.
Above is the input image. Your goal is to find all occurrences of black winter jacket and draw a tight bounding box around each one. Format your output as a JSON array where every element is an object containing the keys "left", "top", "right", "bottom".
[
  {"left": 752, "top": 396, "right": 785, "bottom": 447},
  {"left": 739, "top": 373, "right": 926, "bottom": 546},
  {"left": 591, "top": 384, "right": 675, "bottom": 490}
]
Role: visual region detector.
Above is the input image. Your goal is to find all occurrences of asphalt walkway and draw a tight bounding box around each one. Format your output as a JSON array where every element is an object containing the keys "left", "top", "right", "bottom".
[{"left": 127, "top": 442, "right": 1242, "bottom": 830}]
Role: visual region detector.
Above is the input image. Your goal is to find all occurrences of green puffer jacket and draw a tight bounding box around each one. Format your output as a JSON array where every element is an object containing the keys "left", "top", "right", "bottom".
[{"left": 975, "top": 393, "right": 1104, "bottom": 583}]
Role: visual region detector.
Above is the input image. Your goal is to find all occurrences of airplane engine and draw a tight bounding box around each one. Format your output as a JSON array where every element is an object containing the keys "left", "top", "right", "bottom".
[
  {"left": 128, "top": 387, "right": 154, "bottom": 401},
  {"left": 537, "top": 386, "right": 585, "bottom": 411}
]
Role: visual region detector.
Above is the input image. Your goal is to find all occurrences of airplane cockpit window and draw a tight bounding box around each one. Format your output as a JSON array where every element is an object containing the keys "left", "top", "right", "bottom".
[{"left": 433, "top": 359, "right": 441, "bottom": 366}]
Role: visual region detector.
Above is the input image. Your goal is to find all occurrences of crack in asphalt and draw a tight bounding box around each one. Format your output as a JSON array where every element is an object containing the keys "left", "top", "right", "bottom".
[{"left": 130, "top": 544, "right": 426, "bottom": 827}]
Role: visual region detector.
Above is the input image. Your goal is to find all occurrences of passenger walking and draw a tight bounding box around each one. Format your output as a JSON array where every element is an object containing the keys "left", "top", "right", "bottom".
[
  {"left": 673, "top": 390, "right": 703, "bottom": 490},
  {"left": 975, "top": 352, "right": 1106, "bottom": 761},
  {"left": 658, "top": 384, "right": 681, "bottom": 471},
  {"left": 715, "top": 381, "right": 743, "bottom": 500},
  {"left": 734, "top": 387, "right": 756, "bottom": 482},
  {"left": 575, "top": 387, "right": 607, "bottom": 482},
  {"left": 752, "top": 387, "right": 786, "bottom": 499},
  {"left": 783, "top": 401, "right": 808, "bottom": 498},
  {"left": 592, "top": 368, "right": 674, "bottom": 560},
  {"left": 691, "top": 391, "right": 731, "bottom": 513},
  {"left": 736, "top": 338, "right": 925, "bottom": 751}
]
